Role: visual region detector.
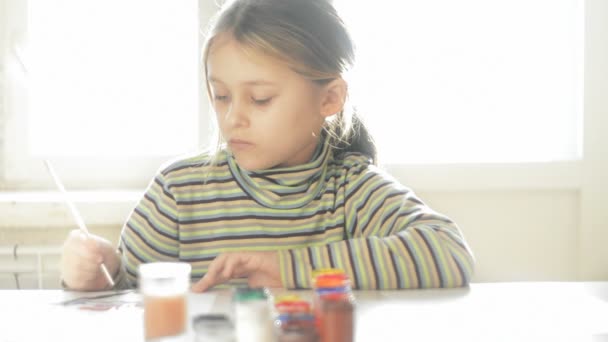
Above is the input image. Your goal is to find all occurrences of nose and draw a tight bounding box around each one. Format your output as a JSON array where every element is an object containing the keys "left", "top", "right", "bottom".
[{"left": 224, "top": 99, "right": 249, "bottom": 128}]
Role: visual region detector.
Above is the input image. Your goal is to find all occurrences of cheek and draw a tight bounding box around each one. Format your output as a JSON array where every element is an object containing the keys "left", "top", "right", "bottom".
[
  {"left": 214, "top": 110, "right": 230, "bottom": 138},
  {"left": 282, "top": 92, "right": 322, "bottom": 124},
  {"left": 266, "top": 107, "right": 310, "bottom": 134},
  {"left": 214, "top": 102, "right": 234, "bottom": 125},
  {"left": 214, "top": 110, "right": 225, "bottom": 129}
]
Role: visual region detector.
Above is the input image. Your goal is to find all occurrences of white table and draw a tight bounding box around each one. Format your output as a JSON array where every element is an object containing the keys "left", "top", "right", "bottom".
[{"left": 1, "top": 282, "right": 607, "bottom": 341}]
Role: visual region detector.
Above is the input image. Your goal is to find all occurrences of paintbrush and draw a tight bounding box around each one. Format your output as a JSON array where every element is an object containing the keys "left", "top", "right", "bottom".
[{"left": 44, "top": 160, "right": 115, "bottom": 287}]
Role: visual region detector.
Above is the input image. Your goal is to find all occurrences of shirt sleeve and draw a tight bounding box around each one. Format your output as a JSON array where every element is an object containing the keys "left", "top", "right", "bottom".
[
  {"left": 115, "top": 171, "right": 181, "bottom": 288},
  {"left": 278, "top": 164, "right": 475, "bottom": 289}
]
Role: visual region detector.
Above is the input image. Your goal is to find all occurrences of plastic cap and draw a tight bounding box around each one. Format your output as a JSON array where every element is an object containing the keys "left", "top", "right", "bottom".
[{"left": 233, "top": 287, "right": 267, "bottom": 302}]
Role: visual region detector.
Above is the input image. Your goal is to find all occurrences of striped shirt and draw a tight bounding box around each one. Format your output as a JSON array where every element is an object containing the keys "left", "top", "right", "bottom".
[{"left": 113, "top": 142, "right": 475, "bottom": 289}]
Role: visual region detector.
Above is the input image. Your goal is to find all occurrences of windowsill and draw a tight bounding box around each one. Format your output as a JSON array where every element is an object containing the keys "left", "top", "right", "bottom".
[
  {"left": 380, "top": 160, "right": 582, "bottom": 192},
  {"left": 0, "top": 190, "right": 142, "bottom": 229},
  {"left": 0, "top": 161, "right": 582, "bottom": 229},
  {"left": 0, "top": 190, "right": 142, "bottom": 203}
]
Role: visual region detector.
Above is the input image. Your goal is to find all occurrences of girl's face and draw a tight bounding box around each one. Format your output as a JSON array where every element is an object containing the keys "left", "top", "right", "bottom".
[{"left": 206, "top": 35, "right": 327, "bottom": 171}]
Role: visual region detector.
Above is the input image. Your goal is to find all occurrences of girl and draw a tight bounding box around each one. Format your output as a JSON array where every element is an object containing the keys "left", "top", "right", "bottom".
[{"left": 60, "top": 0, "right": 474, "bottom": 291}]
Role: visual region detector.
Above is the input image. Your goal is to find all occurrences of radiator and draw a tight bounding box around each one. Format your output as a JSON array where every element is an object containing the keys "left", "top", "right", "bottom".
[{"left": 0, "top": 245, "right": 62, "bottom": 289}]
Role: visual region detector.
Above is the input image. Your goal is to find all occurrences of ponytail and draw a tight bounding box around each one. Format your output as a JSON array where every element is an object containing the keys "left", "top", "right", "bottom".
[{"left": 328, "top": 110, "right": 377, "bottom": 165}]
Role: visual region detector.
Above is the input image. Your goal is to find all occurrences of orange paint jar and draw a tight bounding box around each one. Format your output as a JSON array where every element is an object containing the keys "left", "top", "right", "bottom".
[
  {"left": 144, "top": 295, "right": 187, "bottom": 339},
  {"left": 312, "top": 269, "right": 355, "bottom": 342},
  {"left": 318, "top": 292, "right": 354, "bottom": 342},
  {"left": 139, "top": 262, "right": 192, "bottom": 340}
]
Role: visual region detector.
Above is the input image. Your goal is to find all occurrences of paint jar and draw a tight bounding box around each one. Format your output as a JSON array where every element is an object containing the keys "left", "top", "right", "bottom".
[
  {"left": 139, "top": 262, "right": 191, "bottom": 341},
  {"left": 312, "top": 269, "right": 355, "bottom": 342},
  {"left": 192, "top": 313, "right": 235, "bottom": 342},
  {"left": 274, "top": 297, "right": 318, "bottom": 342},
  {"left": 275, "top": 312, "right": 318, "bottom": 342},
  {"left": 233, "top": 287, "right": 273, "bottom": 342},
  {"left": 275, "top": 298, "right": 311, "bottom": 315}
]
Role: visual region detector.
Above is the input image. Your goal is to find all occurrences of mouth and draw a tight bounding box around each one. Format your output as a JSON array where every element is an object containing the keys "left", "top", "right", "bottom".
[{"left": 228, "top": 139, "right": 254, "bottom": 151}]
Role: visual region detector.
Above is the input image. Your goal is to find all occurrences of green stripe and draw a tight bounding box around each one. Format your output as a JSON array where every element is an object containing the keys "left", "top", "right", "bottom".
[
  {"left": 351, "top": 239, "right": 372, "bottom": 288},
  {"left": 446, "top": 240, "right": 474, "bottom": 281},
  {"left": 357, "top": 189, "right": 401, "bottom": 234},
  {"left": 391, "top": 238, "right": 413, "bottom": 288},
  {"left": 124, "top": 232, "right": 169, "bottom": 263},
  {"left": 129, "top": 218, "right": 177, "bottom": 254},
  {"left": 181, "top": 242, "right": 321, "bottom": 258},
  {"left": 369, "top": 238, "right": 390, "bottom": 289},
  {"left": 136, "top": 205, "right": 177, "bottom": 236},
  {"left": 143, "top": 186, "right": 178, "bottom": 218},
  {"left": 180, "top": 218, "right": 344, "bottom": 232},
  {"left": 179, "top": 196, "right": 341, "bottom": 218},
  {"left": 421, "top": 229, "right": 454, "bottom": 287},
  {"left": 174, "top": 187, "right": 243, "bottom": 199},
  {"left": 403, "top": 231, "right": 433, "bottom": 287},
  {"left": 294, "top": 249, "right": 307, "bottom": 287},
  {"left": 181, "top": 218, "right": 343, "bottom": 238}
]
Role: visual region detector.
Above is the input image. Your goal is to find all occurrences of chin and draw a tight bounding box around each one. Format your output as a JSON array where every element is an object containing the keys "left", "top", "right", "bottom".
[{"left": 233, "top": 155, "right": 274, "bottom": 171}]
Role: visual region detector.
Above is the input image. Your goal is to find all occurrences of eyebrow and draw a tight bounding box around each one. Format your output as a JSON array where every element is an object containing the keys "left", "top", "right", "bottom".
[{"left": 208, "top": 76, "right": 277, "bottom": 86}]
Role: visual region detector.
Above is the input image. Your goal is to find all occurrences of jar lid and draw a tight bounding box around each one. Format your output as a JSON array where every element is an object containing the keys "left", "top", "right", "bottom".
[
  {"left": 275, "top": 300, "right": 311, "bottom": 313},
  {"left": 274, "top": 294, "right": 302, "bottom": 303},
  {"left": 311, "top": 268, "right": 344, "bottom": 278},
  {"left": 233, "top": 287, "right": 267, "bottom": 302},
  {"left": 319, "top": 292, "right": 352, "bottom": 302},
  {"left": 276, "top": 313, "right": 316, "bottom": 325},
  {"left": 313, "top": 273, "right": 350, "bottom": 288},
  {"left": 138, "top": 262, "right": 191, "bottom": 279},
  {"left": 315, "top": 286, "right": 350, "bottom": 296}
]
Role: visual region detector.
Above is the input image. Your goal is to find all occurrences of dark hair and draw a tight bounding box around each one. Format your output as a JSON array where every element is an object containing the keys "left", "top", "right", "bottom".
[{"left": 203, "top": 0, "right": 377, "bottom": 164}]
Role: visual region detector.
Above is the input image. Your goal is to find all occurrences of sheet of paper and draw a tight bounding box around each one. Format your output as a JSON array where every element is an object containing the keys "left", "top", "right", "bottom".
[
  {"left": 2, "top": 291, "right": 220, "bottom": 342},
  {"left": 59, "top": 290, "right": 142, "bottom": 311},
  {"left": 188, "top": 291, "right": 219, "bottom": 316}
]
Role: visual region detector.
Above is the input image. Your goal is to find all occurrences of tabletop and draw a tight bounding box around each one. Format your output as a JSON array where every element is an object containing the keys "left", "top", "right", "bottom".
[{"left": 0, "top": 282, "right": 607, "bottom": 341}]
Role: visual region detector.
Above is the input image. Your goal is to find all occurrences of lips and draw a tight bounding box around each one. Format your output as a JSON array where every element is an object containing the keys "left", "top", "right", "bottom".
[{"left": 228, "top": 138, "right": 254, "bottom": 151}]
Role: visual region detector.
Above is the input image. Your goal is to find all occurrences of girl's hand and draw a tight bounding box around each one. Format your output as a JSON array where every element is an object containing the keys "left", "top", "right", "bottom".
[
  {"left": 191, "top": 251, "right": 282, "bottom": 292},
  {"left": 60, "top": 229, "right": 120, "bottom": 291}
]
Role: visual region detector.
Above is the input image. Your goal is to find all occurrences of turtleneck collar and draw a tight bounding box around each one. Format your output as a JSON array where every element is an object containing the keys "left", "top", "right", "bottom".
[{"left": 227, "top": 140, "right": 331, "bottom": 209}]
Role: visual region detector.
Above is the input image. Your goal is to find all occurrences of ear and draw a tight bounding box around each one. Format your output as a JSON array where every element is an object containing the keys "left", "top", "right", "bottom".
[{"left": 320, "top": 78, "right": 347, "bottom": 118}]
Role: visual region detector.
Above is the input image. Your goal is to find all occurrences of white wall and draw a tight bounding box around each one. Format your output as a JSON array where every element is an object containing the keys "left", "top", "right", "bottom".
[
  {"left": 420, "top": 190, "right": 579, "bottom": 282},
  {"left": 0, "top": 0, "right": 6, "bottom": 179},
  {"left": 0, "top": 0, "right": 606, "bottom": 288},
  {"left": 580, "top": 0, "right": 608, "bottom": 280}
]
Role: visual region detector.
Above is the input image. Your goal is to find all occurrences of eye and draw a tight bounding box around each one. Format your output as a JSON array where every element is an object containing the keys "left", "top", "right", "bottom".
[
  {"left": 252, "top": 97, "right": 273, "bottom": 106},
  {"left": 214, "top": 95, "right": 230, "bottom": 103}
]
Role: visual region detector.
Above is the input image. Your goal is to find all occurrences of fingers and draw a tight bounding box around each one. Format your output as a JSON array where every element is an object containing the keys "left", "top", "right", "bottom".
[
  {"left": 222, "top": 254, "right": 245, "bottom": 280},
  {"left": 192, "top": 253, "right": 251, "bottom": 292},
  {"left": 191, "top": 253, "right": 227, "bottom": 292},
  {"left": 191, "top": 252, "right": 281, "bottom": 293},
  {"left": 61, "top": 230, "right": 107, "bottom": 290}
]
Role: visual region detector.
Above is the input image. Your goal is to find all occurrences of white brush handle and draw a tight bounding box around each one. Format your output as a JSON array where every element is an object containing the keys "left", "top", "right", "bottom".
[{"left": 44, "top": 160, "right": 115, "bottom": 287}]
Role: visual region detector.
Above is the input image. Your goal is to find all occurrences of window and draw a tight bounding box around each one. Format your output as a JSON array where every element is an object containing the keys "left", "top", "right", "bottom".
[
  {"left": 335, "top": 0, "right": 584, "bottom": 164},
  {"left": 3, "top": 0, "right": 202, "bottom": 188},
  {"left": 2, "top": 0, "right": 585, "bottom": 191}
]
